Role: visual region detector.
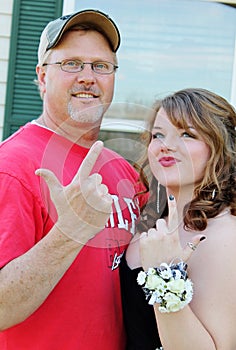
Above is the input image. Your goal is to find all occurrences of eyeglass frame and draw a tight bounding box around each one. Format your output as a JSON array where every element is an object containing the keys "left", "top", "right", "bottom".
[{"left": 42, "top": 59, "right": 118, "bottom": 75}]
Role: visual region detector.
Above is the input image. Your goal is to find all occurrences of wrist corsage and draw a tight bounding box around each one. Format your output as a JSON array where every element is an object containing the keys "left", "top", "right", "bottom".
[{"left": 137, "top": 261, "right": 193, "bottom": 313}]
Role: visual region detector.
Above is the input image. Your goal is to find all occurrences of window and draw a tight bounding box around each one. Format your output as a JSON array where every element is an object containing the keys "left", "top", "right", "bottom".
[
  {"left": 63, "top": 0, "right": 236, "bottom": 161},
  {"left": 67, "top": 0, "right": 236, "bottom": 112}
]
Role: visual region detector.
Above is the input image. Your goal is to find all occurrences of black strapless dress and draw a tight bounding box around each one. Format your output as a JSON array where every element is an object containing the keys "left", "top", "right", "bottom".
[{"left": 120, "top": 255, "right": 163, "bottom": 350}]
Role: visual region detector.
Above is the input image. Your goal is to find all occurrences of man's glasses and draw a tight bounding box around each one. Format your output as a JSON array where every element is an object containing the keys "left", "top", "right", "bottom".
[{"left": 42, "top": 59, "right": 118, "bottom": 75}]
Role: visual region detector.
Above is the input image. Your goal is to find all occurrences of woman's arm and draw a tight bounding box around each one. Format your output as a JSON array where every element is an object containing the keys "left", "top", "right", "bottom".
[{"left": 139, "top": 197, "right": 236, "bottom": 349}]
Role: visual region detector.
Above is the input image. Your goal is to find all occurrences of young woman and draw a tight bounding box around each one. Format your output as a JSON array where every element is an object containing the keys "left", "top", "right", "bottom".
[{"left": 120, "top": 88, "right": 236, "bottom": 350}]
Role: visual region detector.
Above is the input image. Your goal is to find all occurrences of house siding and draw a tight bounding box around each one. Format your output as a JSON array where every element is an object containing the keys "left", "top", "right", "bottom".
[
  {"left": 0, "top": 0, "right": 14, "bottom": 140},
  {"left": 2, "top": 0, "right": 63, "bottom": 140}
]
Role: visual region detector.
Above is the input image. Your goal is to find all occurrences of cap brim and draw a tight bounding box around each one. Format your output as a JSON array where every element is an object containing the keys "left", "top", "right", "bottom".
[{"left": 47, "top": 9, "right": 120, "bottom": 52}]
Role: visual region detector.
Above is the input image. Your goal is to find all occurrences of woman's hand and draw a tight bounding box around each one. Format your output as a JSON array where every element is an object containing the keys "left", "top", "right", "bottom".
[
  {"left": 35, "top": 141, "right": 112, "bottom": 244},
  {"left": 139, "top": 195, "right": 205, "bottom": 270}
]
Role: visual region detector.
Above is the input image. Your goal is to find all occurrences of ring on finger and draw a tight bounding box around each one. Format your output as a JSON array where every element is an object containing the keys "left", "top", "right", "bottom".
[{"left": 187, "top": 242, "right": 197, "bottom": 251}]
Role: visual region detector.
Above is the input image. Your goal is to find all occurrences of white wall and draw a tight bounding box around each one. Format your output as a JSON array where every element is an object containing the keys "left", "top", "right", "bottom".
[
  {"left": 63, "top": 0, "right": 75, "bottom": 14},
  {"left": 0, "top": 0, "right": 13, "bottom": 140}
]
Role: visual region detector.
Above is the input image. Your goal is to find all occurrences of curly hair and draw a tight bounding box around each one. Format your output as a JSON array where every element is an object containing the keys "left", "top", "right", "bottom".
[{"left": 136, "top": 88, "right": 236, "bottom": 232}]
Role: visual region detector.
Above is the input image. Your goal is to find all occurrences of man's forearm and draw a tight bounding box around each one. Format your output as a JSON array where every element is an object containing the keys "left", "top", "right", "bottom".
[{"left": 0, "top": 226, "right": 82, "bottom": 330}]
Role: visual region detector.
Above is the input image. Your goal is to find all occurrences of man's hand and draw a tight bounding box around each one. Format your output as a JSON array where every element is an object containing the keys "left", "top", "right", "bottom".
[{"left": 35, "top": 141, "right": 112, "bottom": 244}]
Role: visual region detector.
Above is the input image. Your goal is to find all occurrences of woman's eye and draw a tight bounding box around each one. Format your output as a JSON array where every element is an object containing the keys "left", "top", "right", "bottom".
[
  {"left": 182, "top": 131, "right": 195, "bottom": 138},
  {"left": 152, "top": 133, "right": 164, "bottom": 139}
]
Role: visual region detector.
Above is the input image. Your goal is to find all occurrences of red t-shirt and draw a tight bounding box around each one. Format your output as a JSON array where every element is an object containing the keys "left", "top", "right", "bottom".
[{"left": 0, "top": 123, "right": 145, "bottom": 350}]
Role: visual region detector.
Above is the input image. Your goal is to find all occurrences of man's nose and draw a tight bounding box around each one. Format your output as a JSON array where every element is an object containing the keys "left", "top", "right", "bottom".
[{"left": 76, "top": 64, "right": 96, "bottom": 84}]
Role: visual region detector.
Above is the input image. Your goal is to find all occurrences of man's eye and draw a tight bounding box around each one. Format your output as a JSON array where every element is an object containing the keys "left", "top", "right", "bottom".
[
  {"left": 94, "top": 62, "right": 108, "bottom": 70},
  {"left": 66, "top": 61, "right": 79, "bottom": 67}
]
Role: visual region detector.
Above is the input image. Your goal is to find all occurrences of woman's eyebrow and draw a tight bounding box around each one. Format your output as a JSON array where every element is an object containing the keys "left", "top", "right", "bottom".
[{"left": 152, "top": 126, "right": 162, "bottom": 130}]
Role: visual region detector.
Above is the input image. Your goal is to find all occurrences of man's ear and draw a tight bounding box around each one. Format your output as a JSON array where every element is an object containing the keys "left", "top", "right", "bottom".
[{"left": 36, "top": 65, "right": 46, "bottom": 94}]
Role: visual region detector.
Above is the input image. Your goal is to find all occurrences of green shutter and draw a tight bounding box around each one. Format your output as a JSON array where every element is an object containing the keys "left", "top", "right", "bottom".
[{"left": 3, "top": 0, "right": 63, "bottom": 139}]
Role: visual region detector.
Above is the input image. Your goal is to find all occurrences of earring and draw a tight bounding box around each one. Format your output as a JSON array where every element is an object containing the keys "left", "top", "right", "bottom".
[
  {"left": 156, "top": 182, "right": 160, "bottom": 213},
  {"left": 212, "top": 188, "right": 216, "bottom": 200}
]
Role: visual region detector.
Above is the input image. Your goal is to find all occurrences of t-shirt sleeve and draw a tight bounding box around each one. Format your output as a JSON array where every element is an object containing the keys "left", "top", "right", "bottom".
[{"left": 0, "top": 172, "right": 45, "bottom": 268}]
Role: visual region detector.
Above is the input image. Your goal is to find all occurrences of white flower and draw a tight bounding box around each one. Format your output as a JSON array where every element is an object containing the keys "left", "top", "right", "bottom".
[
  {"left": 185, "top": 279, "right": 194, "bottom": 302},
  {"left": 147, "top": 267, "right": 156, "bottom": 275},
  {"left": 137, "top": 261, "right": 193, "bottom": 313},
  {"left": 137, "top": 271, "right": 147, "bottom": 285},
  {"left": 148, "top": 291, "right": 162, "bottom": 305},
  {"left": 159, "top": 268, "right": 172, "bottom": 280},
  {"left": 185, "top": 278, "right": 193, "bottom": 293},
  {"left": 167, "top": 278, "right": 185, "bottom": 295},
  {"left": 173, "top": 269, "right": 181, "bottom": 280},
  {"left": 159, "top": 305, "right": 167, "bottom": 313},
  {"left": 160, "top": 262, "right": 169, "bottom": 270},
  {"left": 163, "top": 292, "right": 183, "bottom": 313},
  {"left": 159, "top": 263, "right": 172, "bottom": 279},
  {"left": 146, "top": 274, "right": 164, "bottom": 290}
]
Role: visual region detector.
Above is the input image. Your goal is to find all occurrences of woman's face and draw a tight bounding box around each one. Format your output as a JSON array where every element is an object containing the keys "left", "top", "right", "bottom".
[{"left": 148, "top": 107, "right": 211, "bottom": 192}]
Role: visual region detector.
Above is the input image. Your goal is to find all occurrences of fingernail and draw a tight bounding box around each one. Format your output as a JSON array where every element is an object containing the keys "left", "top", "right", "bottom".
[
  {"left": 169, "top": 194, "right": 175, "bottom": 201},
  {"left": 200, "top": 236, "right": 206, "bottom": 241}
]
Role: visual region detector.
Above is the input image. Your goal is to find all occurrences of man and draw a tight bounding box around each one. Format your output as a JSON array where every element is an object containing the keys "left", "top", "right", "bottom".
[{"left": 0, "top": 10, "right": 144, "bottom": 350}]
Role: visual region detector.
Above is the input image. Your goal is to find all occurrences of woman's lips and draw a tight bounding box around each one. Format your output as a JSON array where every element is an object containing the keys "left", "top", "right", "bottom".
[{"left": 159, "top": 157, "right": 179, "bottom": 167}]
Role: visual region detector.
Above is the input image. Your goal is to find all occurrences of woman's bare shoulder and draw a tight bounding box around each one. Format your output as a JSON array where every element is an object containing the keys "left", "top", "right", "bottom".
[{"left": 189, "top": 212, "right": 236, "bottom": 347}]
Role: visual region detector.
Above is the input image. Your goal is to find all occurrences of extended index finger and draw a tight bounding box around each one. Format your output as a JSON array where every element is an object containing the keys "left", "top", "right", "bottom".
[
  {"left": 75, "top": 140, "right": 104, "bottom": 183},
  {"left": 167, "top": 194, "right": 179, "bottom": 234}
]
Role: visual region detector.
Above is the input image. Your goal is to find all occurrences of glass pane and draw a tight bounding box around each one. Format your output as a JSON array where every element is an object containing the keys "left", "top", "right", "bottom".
[
  {"left": 67, "top": 0, "right": 236, "bottom": 161},
  {"left": 72, "top": 0, "right": 236, "bottom": 116}
]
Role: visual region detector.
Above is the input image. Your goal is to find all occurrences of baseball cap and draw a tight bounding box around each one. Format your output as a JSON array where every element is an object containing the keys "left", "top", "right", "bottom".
[{"left": 38, "top": 9, "right": 121, "bottom": 65}]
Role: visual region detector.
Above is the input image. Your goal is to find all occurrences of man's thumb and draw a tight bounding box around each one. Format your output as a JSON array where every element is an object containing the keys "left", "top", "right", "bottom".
[{"left": 35, "top": 168, "right": 61, "bottom": 191}]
